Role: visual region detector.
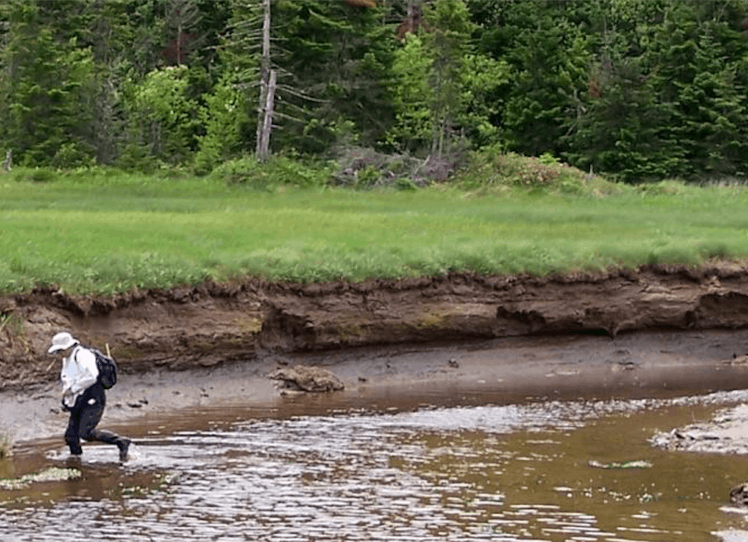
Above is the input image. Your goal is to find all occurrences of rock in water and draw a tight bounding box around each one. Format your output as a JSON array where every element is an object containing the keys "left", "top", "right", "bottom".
[{"left": 269, "top": 365, "right": 345, "bottom": 392}]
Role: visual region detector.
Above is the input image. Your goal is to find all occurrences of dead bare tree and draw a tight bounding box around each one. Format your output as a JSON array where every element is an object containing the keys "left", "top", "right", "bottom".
[{"left": 255, "top": 0, "right": 276, "bottom": 162}]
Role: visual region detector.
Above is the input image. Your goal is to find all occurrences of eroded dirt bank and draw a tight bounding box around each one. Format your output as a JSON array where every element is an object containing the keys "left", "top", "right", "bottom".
[{"left": 3, "top": 263, "right": 748, "bottom": 391}]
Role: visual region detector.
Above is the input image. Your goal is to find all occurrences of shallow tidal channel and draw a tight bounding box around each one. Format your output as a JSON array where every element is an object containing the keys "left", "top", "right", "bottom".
[{"left": 4, "top": 380, "right": 748, "bottom": 541}]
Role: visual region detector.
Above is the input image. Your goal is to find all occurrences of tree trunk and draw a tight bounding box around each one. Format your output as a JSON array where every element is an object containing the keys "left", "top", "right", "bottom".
[
  {"left": 257, "top": 70, "right": 276, "bottom": 161},
  {"left": 256, "top": 0, "right": 273, "bottom": 162}
]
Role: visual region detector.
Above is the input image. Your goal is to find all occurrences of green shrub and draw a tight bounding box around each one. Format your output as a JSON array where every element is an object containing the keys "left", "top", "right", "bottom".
[
  {"left": 210, "top": 156, "right": 333, "bottom": 190},
  {"left": 453, "top": 147, "right": 624, "bottom": 196},
  {"left": 50, "top": 142, "right": 96, "bottom": 170},
  {"left": 635, "top": 179, "right": 691, "bottom": 196},
  {"left": 117, "top": 143, "right": 160, "bottom": 173},
  {"left": 6, "top": 167, "right": 61, "bottom": 183}
]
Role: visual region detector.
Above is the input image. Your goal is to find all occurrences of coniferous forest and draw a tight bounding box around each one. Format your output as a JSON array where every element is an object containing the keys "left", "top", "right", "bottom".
[{"left": 2, "top": 0, "right": 748, "bottom": 183}]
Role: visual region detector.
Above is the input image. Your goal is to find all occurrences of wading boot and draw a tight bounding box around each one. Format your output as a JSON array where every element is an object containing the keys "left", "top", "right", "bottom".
[{"left": 118, "top": 439, "right": 131, "bottom": 462}]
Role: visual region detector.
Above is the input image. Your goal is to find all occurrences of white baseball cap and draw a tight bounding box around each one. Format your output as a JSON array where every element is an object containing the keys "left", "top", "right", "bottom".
[{"left": 48, "top": 332, "right": 79, "bottom": 353}]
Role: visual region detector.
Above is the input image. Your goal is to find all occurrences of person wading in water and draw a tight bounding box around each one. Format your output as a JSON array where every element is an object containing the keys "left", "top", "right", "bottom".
[{"left": 49, "top": 331, "right": 131, "bottom": 462}]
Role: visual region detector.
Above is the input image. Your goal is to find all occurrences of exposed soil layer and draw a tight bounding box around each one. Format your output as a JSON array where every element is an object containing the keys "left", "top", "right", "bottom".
[{"left": 3, "top": 263, "right": 748, "bottom": 391}]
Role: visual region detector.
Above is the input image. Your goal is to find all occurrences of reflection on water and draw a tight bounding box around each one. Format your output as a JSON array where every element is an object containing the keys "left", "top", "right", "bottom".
[{"left": 3, "top": 390, "right": 748, "bottom": 541}]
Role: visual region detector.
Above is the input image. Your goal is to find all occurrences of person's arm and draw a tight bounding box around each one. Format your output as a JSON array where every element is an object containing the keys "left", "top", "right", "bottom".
[
  {"left": 60, "top": 357, "right": 73, "bottom": 394},
  {"left": 61, "top": 356, "right": 76, "bottom": 409}
]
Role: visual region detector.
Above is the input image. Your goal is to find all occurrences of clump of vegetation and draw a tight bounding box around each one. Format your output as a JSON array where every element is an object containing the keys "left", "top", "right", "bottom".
[
  {"left": 0, "top": 434, "right": 13, "bottom": 459},
  {"left": 0, "top": 467, "right": 82, "bottom": 490},
  {"left": 453, "top": 146, "right": 627, "bottom": 197},
  {"left": 208, "top": 145, "right": 468, "bottom": 193},
  {"left": 209, "top": 155, "right": 333, "bottom": 191},
  {"left": 330, "top": 145, "right": 458, "bottom": 190},
  {"left": 207, "top": 146, "right": 625, "bottom": 197},
  {"left": 635, "top": 179, "right": 693, "bottom": 196},
  {"left": 0, "top": 313, "right": 23, "bottom": 336},
  {"left": 5, "top": 167, "right": 61, "bottom": 184}
]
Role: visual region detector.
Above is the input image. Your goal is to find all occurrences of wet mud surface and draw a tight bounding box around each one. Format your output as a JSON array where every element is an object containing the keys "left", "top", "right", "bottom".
[{"left": 5, "top": 328, "right": 748, "bottom": 446}]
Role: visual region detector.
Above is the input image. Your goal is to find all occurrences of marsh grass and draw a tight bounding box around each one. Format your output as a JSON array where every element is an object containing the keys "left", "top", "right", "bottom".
[{"left": 1, "top": 169, "right": 747, "bottom": 295}]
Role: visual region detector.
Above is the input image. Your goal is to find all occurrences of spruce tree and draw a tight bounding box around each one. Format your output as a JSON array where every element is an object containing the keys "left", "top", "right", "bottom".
[{"left": 0, "top": 1, "right": 96, "bottom": 167}]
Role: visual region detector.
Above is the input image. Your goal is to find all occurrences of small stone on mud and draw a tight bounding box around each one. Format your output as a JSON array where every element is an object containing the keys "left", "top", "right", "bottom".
[
  {"left": 725, "top": 354, "right": 748, "bottom": 366},
  {"left": 448, "top": 358, "right": 459, "bottom": 368},
  {"left": 269, "top": 365, "right": 344, "bottom": 393},
  {"left": 731, "top": 484, "right": 748, "bottom": 506}
]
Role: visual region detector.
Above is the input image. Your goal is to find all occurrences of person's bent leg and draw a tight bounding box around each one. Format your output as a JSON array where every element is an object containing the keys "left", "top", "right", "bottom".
[
  {"left": 64, "top": 410, "right": 83, "bottom": 455},
  {"left": 79, "top": 388, "right": 131, "bottom": 461}
]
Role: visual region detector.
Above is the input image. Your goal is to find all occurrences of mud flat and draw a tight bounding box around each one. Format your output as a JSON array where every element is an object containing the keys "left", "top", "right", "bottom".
[{"left": 2, "top": 264, "right": 748, "bottom": 447}]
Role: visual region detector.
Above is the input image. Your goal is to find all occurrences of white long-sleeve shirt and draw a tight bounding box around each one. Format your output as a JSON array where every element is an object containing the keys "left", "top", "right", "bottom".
[{"left": 61, "top": 346, "right": 99, "bottom": 407}]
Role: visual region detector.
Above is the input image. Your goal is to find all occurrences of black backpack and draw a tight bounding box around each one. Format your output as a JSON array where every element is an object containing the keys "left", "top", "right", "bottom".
[{"left": 86, "top": 346, "right": 118, "bottom": 389}]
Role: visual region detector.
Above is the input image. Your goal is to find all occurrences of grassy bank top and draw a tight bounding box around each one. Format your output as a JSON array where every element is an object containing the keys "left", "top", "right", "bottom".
[{"left": 1, "top": 159, "right": 747, "bottom": 296}]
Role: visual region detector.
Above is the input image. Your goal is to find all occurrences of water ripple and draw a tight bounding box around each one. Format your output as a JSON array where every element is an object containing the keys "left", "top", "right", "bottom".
[{"left": 1, "top": 396, "right": 744, "bottom": 541}]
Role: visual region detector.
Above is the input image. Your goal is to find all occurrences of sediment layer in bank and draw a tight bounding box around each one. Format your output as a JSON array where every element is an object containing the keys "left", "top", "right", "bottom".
[{"left": 2, "top": 264, "right": 748, "bottom": 391}]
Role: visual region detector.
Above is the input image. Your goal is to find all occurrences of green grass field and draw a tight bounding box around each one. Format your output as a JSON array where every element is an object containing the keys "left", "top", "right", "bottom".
[{"left": 1, "top": 170, "right": 747, "bottom": 296}]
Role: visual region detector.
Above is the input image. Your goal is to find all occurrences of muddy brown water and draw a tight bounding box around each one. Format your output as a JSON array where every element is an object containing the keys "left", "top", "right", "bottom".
[{"left": 5, "top": 377, "right": 748, "bottom": 541}]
